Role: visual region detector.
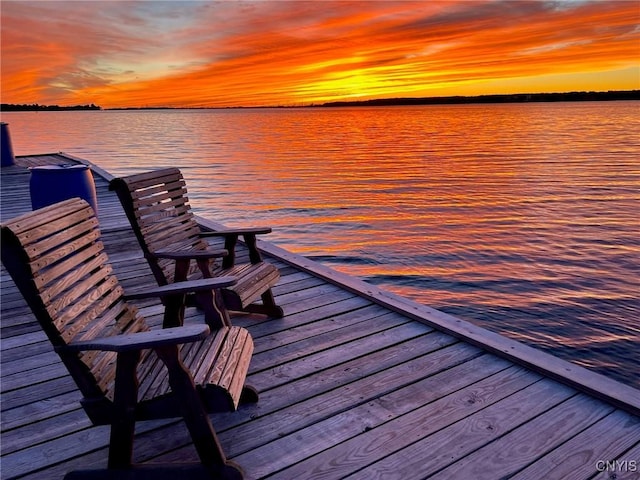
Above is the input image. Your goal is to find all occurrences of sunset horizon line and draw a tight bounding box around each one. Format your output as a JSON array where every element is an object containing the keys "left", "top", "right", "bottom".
[{"left": 3, "top": 89, "right": 639, "bottom": 111}]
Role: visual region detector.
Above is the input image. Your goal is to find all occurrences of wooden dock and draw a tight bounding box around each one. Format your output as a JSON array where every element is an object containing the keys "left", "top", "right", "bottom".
[{"left": 2, "top": 153, "right": 639, "bottom": 480}]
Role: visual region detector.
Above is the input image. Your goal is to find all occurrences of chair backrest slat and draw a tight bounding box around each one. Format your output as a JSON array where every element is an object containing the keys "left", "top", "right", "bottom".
[
  {"left": 80, "top": 303, "right": 146, "bottom": 383},
  {"left": 1, "top": 198, "right": 149, "bottom": 402},
  {"left": 6, "top": 198, "right": 92, "bottom": 237},
  {"left": 135, "top": 196, "right": 191, "bottom": 219},
  {"left": 110, "top": 169, "right": 210, "bottom": 285},
  {"left": 38, "top": 247, "right": 107, "bottom": 297},
  {"left": 56, "top": 281, "right": 124, "bottom": 340},
  {"left": 141, "top": 217, "right": 201, "bottom": 249},
  {"left": 124, "top": 167, "right": 183, "bottom": 191},
  {"left": 130, "top": 179, "right": 187, "bottom": 201},
  {"left": 24, "top": 217, "right": 100, "bottom": 263}
]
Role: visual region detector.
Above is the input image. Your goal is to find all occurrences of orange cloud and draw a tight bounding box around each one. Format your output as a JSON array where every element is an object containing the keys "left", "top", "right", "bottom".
[{"left": 1, "top": 1, "right": 638, "bottom": 108}]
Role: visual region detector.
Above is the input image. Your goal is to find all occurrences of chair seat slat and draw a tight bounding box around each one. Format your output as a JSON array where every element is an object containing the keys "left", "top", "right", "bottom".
[
  {"left": 225, "top": 333, "right": 254, "bottom": 404},
  {"left": 135, "top": 350, "right": 166, "bottom": 399},
  {"left": 142, "top": 344, "right": 193, "bottom": 400},
  {"left": 140, "top": 327, "right": 250, "bottom": 409},
  {"left": 191, "top": 328, "right": 228, "bottom": 385},
  {"left": 206, "top": 327, "right": 243, "bottom": 386},
  {"left": 142, "top": 330, "right": 220, "bottom": 401},
  {"left": 234, "top": 266, "right": 281, "bottom": 306},
  {"left": 202, "top": 328, "right": 253, "bottom": 408},
  {"left": 218, "top": 263, "right": 280, "bottom": 308}
]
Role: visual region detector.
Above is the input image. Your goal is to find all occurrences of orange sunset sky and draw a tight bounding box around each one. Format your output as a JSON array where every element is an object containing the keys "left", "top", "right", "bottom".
[{"left": 1, "top": 1, "right": 639, "bottom": 108}]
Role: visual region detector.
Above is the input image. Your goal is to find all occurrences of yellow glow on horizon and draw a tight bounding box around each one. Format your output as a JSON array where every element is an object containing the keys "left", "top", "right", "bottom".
[{"left": 294, "top": 56, "right": 368, "bottom": 74}]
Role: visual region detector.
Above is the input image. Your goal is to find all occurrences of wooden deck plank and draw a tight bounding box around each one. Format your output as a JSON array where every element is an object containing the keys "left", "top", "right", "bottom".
[
  {"left": 426, "top": 393, "right": 615, "bottom": 480},
  {"left": 590, "top": 441, "right": 640, "bottom": 480},
  {"left": 222, "top": 343, "right": 488, "bottom": 459},
  {"left": 1, "top": 391, "right": 82, "bottom": 431},
  {"left": 248, "top": 368, "right": 551, "bottom": 479},
  {"left": 240, "top": 296, "right": 374, "bottom": 340},
  {"left": 250, "top": 311, "right": 416, "bottom": 372},
  {"left": 1, "top": 408, "right": 91, "bottom": 456},
  {"left": 250, "top": 322, "right": 434, "bottom": 392},
  {"left": 511, "top": 409, "right": 640, "bottom": 480},
  {"left": 2, "top": 153, "right": 639, "bottom": 480},
  {"left": 225, "top": 336, "right": 470, "bottom": 433}
]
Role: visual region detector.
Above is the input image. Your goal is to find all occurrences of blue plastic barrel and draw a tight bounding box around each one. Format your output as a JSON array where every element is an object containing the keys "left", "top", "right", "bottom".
[
  {"left": 30, "top": 164, "right": 98, "bottom": 213},
  {"left": 1, "top": 122, "right": 15, "bottom": 167}
]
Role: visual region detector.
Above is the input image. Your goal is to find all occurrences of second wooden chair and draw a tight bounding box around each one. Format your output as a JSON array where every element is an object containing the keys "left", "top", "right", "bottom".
[{"left": 110, "top": 168, "right": 283, "bottom": 328}]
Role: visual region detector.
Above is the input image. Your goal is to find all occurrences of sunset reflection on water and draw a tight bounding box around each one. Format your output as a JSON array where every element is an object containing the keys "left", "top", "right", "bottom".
[{"left": 2, "top": 102, "right": 639, "bottom": 387}]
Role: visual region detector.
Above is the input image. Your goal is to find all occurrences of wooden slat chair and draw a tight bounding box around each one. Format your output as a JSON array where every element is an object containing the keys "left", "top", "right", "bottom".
[
  {"left": 1, "top": 198, "right": 258, "bottom": 480},
  {"left": 110, "top": 168, "right": 283, "bottom": 328}
]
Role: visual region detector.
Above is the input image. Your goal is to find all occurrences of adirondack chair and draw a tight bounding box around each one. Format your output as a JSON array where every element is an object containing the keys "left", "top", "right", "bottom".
[
  {"left": 1, "top": 198, "right": 258, "bottom": 480},
  {"left": 109, "top": 168, "right": 283, "bottom": 328}
]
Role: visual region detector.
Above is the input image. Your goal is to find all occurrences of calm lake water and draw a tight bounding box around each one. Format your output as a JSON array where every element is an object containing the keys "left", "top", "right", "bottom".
[{"left": 2, "top": 103, "right": 639, "bottom": 388}]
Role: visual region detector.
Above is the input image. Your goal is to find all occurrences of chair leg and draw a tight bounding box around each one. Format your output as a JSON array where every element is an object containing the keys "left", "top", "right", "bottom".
[
  {"left": 194, "top": 258, "right": 233, "bottom": 328},
  {"left": 222, "top": 235, "right": 239, "bottom": 269},
  {"left": 162, "top": 293, "right": 187, "bottom": 328},
  {"left": 155, "top": 345, "right": 242, "bottom": 478},
  {"left": 194, "top": 289, "right": 232, "bottom": 328},
  {"left": 261, "top": 289, "right": 284, "bottom": 318},
  {"left": 240, "top": 385, "right": 259, "bottom": 405},
  {"left": 244, "top": 303, "right": 283, "bottom": 318},
  {"left": 108, "top": 351, "right": 141, "bottom": 469},
  {"left": 239, "top": 288, "right": 283, "bottom": 318}
]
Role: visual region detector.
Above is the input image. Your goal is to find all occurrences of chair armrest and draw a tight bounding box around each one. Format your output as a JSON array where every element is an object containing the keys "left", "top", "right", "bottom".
[
  {"left": 64, "top": 325, "right": 210, "bottom": 353},
  {"left": 200, "top": 227, "right": 272, "bottom": 237},
  {"left": 152, "top": 248, "right": 228, "bottom": 260},
  {"left": 200, "top": 228, "right": 271, "bottom": 266},
  {"left": 124, "top": 277, "right": 237, "bottom": 301}
]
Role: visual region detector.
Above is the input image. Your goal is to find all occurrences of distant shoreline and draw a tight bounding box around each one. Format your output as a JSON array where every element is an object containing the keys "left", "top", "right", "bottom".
[
  {"left": 316, "top": 90, "right": 640, "bottom": 108},
  {"left": 1, "top": 103, "right": 101, "bottom": 112},
  {"left": 2, "top": 90, "right": 638, "bottom": 111}
]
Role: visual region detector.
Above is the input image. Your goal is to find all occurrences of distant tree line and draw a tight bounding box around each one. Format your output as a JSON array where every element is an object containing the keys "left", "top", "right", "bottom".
[
  {"left": 319, "top": 90, "right": 640, "bottom": 108},
  {"left": 2, "top": 90, "right": 637, "bottom": 111},
  {"left": 1, "top": 103, "right": 102, "bottom": 111}
]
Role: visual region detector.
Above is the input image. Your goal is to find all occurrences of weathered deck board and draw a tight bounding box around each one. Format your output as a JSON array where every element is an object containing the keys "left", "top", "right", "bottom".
[{"left": 2, "top": 153, "right": 639, "bottom": 479}]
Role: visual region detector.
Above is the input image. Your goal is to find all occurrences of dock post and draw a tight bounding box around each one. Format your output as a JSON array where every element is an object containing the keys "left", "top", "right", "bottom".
[{"left": 1, "top": 122, "right": 16, "bottom": 167}]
